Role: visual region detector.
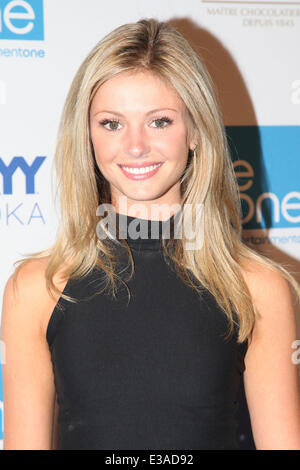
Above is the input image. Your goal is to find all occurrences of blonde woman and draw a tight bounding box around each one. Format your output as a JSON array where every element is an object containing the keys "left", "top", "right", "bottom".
[{"left": 2, "top": 18, "right": 300, "bottom": 450}]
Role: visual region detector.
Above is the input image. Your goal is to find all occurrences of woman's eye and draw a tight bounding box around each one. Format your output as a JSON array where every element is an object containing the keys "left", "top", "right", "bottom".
[
  {"left": 99, "top": 117, "right": 173, "bottom": 131},
  {"left": 100, "top": 119, "right": 121, "bottom": 131},
  {"left": 151, "top": 117, "right": 173, "bottom": 129}
]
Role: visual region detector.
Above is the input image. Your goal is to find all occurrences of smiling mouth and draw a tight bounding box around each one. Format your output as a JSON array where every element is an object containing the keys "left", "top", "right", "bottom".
[{"left": 119, "top": 163, "right": 163, "bottom": 175}]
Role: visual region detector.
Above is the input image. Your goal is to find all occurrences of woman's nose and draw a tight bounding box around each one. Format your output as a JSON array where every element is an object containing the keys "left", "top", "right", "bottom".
[{"left": 123, "top": 125, "right": 150, "bottom": 158}]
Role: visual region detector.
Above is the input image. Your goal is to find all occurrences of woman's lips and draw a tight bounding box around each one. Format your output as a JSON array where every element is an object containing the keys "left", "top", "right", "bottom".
[{"left": 118, "top": 162, "right": 164, "bottom": 180}]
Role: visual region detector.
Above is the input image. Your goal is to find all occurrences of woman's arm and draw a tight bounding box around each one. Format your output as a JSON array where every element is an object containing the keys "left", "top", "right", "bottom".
[
  {"left": 1, "top": 257, "right": 59, "bottom": 450},
  {"left": 241, "top": 262, "right": 300, "bottom": 450}
]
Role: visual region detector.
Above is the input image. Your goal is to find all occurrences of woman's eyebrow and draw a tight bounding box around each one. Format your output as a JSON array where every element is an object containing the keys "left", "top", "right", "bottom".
[{"left": 92, "top": 108, "right": 178, "bottom": 117}]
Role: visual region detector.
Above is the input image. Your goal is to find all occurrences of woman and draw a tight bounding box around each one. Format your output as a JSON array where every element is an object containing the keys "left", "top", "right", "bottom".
[{"left": 2, "top": 18, "right": 300, "bottom": 450}]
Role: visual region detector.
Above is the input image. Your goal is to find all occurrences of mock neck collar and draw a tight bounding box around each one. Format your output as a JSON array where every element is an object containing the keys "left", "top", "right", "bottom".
[{"left": 114, "top": 211, "right": 179, "bottom": 251}]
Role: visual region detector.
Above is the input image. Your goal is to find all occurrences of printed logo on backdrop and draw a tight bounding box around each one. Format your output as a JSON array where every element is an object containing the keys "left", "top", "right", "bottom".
[
  {"left": 201, "top": 0, "right": 300, "bottom": 28},
  {"left": 227, "top": 126, "right": 300, "bottom": 248},
  {"left": 0, "top": 0, "right": 45, "bottom": 59},
  {"left": 0, "top": 0, "right": 43, "bottom": 39},
  {"left": 0, "top": 156, "right": 47, "bottom": 226}
]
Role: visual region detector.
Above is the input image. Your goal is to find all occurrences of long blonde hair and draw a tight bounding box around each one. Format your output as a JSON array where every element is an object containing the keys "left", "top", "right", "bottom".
[{"left": 13, "top": 18, "right": 300, "bottom": 343}]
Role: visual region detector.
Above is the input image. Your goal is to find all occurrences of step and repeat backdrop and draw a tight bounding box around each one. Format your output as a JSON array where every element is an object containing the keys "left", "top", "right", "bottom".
[{"left": 0, "top": 0, "right": 299, "bottom": 450}]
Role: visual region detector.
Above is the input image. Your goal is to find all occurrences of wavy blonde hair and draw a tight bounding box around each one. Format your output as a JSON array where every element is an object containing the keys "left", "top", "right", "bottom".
[{"left": 13, "top": 18, "right": 300, "bottom": 343}]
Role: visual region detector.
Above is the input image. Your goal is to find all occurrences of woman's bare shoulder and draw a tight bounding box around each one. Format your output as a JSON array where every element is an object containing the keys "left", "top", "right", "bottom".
[
  {"left": 238, "top": 258, "right": 291, "bottom": 301},
  {"left": 3, "top": 256, "right": 69, "bottom": 338},
  {"left": 9, "top": 255, "right": 67, "bottom": 295},
  {"left": 238, "top": 257, "right": 295, "bottom": 344}
]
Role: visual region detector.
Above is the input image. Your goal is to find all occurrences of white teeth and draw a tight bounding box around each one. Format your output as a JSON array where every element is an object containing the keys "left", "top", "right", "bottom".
[{"left": 121, "top": 163, "right": 162, "bottom": 174}]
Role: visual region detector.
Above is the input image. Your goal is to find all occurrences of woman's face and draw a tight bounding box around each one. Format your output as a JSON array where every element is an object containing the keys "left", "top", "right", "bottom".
[{"left": 89, "top": 70, "right": 196, "bottom": 215}]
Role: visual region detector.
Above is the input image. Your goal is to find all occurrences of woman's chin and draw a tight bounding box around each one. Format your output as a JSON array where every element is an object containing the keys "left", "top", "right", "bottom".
[{"left": 116, "top": 188, "right": 167, "bottom": 204}]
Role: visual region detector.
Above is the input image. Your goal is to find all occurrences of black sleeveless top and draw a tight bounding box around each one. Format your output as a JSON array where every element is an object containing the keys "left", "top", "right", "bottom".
[{"left": 46, "top": 212, "right": 248, "bottom": 450}]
